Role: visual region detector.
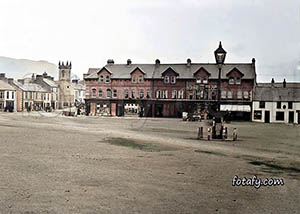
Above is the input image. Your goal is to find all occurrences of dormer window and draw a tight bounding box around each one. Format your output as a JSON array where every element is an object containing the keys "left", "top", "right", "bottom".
[
  {"left": 138, "top": 75, "right": 144, "bottom": 83},
  {"left": 236, "top": 77, "right": 241, "bottom": 85},
  {"left": 99, "top": 75, "right": 104, "bottom": 83},
  {"left": 105, "top": 75, "right": 110, "bottom": 83},
  {"left": 203, "top": 78, "right": 208, "bottom": 84},
  {"left": 171, "top": 76, "right": 176, "bottom": 84},
  {"left": 229, "top": 77, "right": 234, "bottom": 85},
  {"left": 132, "top": 76, "right": 137, "bottom": 83},
  {"left": 164, "top": 76, "right": 169, "bottom": 84}
]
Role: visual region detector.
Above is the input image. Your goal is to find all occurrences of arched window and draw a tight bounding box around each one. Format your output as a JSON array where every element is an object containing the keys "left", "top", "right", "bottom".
[
  {"left": 98, "top": 89, "right": 103, "bottom": 98},
  {"left": 227, "top": 91, "right": 233, "bottom": 99},
  {"left": 156, "top": 90, "right": 161, "bottom": 99},
  {"left": 92, "top": 89, "right": 96, "bottom": 98},
  {"left": 139, "top": 90, "right": 144, "bottom": 99},
  {"left": 172, "top": 90, "right": 177, "bottom": 99},
  {"left": 106, "top": 89, "right": 111, "bottom": 98},
  {"left": 237, "top": 90, "right": 242, "bottom": 99},
  {"left": 131, "top": 89, "right": 136, "bottom": 98},
  {"left": 124, "top": 89, "right": 129, "bottom": 99}
]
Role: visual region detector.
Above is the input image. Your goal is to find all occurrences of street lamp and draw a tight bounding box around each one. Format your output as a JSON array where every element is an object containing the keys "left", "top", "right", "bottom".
[{"left": 214, "top": 41, "right": 227, "bottom": 112}]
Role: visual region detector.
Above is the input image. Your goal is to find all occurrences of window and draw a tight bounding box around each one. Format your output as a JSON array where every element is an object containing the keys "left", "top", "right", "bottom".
[
  {"left": 171, "top": 76, "right": 176, "bottom": 84},
  {"left": 236, "top": 77, "right": 241, "bottom": 85},
  {"left": 237, "top": 90, "right": 242, "bottom": 99},
  {"left": 146, "top": 90, "right": 151, "bottom": 98},
  {"left": 105, "top": 75, "right": 110, "bottom": 83},
  {"left": 288, "top": 102, "right": 293, "bottom": 109},
  {"left": 196, "top": 79, "right": 201, "bottom": 84},
  {"left": 61, "top": 70, "right": 65, "bottom": 78},
  {"left": 98, "top": 89, "right": 103, "bottom": 98},
  {"left": 229, "top": 78, "right": 234, "bottom": 85},
  {"left": 227, "top": 91, "right": 233, "bottom": 99},
  {"left": 277, "top": 101, "right": 281, "bottom": 109},
  {"left": 221, "top": 91, "right": 227, "bottom": 99},
  {"left": 254, "top": 110, "right": 262, "bottom": 120},
  {"left": 131, "top": 89, "right": 135, "bottom": 98},
  {"left": 99, "top": 75, "right": 104, "bottom": 83},
  {"left": 243, "top": 91, "right": 249, "bottom": 99},
  {"left": 92, "top": 89, "right": 96, "bottom": 97},
  {"left": 124, "top": 89, "right": 129, "bottom": 99},
  {"left": 6, "top": 91, "right": 9, "bottom": 99},
  {"left": 106, "top": 89, "right": 111, "bottom": 98},
  {"left": 0, "top": 91, "right": 3, "bottom": 99},
  {"left": 156, "top": 90, "right": 161, "bottom": 99},
  {"left": 138, "top": 75, "right": 144, "bottom": 83},
  {"left": 162, "top": 90, "right": 168, "bottom": 99},
  {"left": 132, "top": 76, "right": 137, "bottom": 83},
  {"left": 113, "top": 89, "right": 117, "bottom": 98},
  {"left": 178, "top": 90, "right": 184, "bottom": 99},
  {"left": 276, "top": 112, "right": 284, "bottom": 121},
  {"left": 172, "top": 90, "right": 177, "bottom": 99},
  {"left": 259, "top": 101, "right": 265, "bottom": 108},
  {"left": 139, "top": 90, "right": 144, "bottom": 99},
  {"left": 164, "top": 76, "right": 169, "bottom": 84},
  {"left": 203, "top": 78, "right": 208, "bottom": 84}
]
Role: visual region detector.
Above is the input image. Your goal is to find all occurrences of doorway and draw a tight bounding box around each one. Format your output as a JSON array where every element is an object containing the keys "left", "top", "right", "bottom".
[
  {"left": 265, "top": 111, "right": 270, "bottom": 123},
  {"left": 289, "top": 111, "right": 294, "bottom": 123}
]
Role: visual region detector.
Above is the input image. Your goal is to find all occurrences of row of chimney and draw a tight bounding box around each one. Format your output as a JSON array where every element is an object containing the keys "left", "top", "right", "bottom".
[
  {"left": 271, "top": 78, "right": 287, "bottom": 88},
  {"left": 107, "top": 58, "right": 256, "bottom": 68}
]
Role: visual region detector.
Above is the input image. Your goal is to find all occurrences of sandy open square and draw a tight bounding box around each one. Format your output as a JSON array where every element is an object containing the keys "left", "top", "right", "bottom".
[{"left": 0, "top": 112, "right": 299, "bottom": 213}]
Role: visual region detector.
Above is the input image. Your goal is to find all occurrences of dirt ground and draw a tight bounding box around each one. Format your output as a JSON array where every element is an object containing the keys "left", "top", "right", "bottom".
[{"left": 0, "top": 112, "right": 300, "bottom": 214}]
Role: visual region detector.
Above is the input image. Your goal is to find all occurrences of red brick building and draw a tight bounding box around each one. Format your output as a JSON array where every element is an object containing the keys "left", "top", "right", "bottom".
[{"left": 84, "top": 54, "right": 257, "bottom": 119}]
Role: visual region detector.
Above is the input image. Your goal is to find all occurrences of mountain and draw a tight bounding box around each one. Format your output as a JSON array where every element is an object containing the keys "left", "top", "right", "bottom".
[{"left": 0, "top": 56, "right": 58, "bottom": 80}]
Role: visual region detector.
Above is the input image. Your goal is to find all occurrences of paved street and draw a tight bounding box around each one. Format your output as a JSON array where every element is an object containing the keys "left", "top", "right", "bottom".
[{"left": 0, "top": 112, "right": 300, "bottom": 213}]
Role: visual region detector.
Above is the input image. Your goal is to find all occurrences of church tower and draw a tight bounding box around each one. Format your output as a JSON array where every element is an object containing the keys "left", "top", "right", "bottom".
[{"left": 58, "top": 61, "right": 72, "bottom": 82}]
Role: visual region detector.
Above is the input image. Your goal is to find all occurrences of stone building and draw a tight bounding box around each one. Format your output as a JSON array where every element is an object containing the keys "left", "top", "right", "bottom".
[
  {"left": 84, "top": 45, "right": 256, "bottom": 118},
  {"left": 252, "top": 80, "right": 300, "bottom": 124},
  {"left": 57, "top": 61, "right": 74, "bottom": 108}
]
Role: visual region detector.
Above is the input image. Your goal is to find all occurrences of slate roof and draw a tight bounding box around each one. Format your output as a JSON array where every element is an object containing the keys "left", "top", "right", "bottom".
[
  {"left": 0, "top": 80, "right": 16, "bottom": 90},
  {"left": 43, "top": 78, "right": 58, "bottom": 87},
  {"left": 253, "top": 84, "right": 300, "bottom": 102},
  {"left": 12, "top": 80, "right": 48, "bottom": 92},
  {"left": 85, "top": 63, "right": 256, "bottom": 80}
]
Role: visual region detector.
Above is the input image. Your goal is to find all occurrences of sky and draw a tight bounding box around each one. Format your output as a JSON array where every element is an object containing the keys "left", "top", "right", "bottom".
[{"left": 0, "top": 0, "right": 300, "bottom": 82}]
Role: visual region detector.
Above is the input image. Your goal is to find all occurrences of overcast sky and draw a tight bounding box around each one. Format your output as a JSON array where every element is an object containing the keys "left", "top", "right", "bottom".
[{"left": 0, "top": 0, "right": 299, "bottom": 82}]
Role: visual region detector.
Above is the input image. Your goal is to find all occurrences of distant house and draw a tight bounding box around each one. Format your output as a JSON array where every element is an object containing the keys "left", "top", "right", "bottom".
[
  {"left": 35, "top": 72, "right": 59, "bottom": 110},
  {"left": 10, "top": 76, "right": 51, "bottom": 112},
  {"left": 0, "top": 74, "right": 16, "bottom": 112},
  {"left": 252, "top": 80, "right": 300, "bottom": 124}
]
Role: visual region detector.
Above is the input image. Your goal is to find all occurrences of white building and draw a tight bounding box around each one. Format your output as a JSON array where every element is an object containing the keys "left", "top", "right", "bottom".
[
  {"left": 252, "top": 81, "right": 300, "bottom": 124},
  {"left": 0, "top": 79, "right": 16, "bottom": 112}
]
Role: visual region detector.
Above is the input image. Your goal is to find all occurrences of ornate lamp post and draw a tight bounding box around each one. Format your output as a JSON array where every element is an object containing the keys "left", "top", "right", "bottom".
[{"left": 214, "top": 41, "right": 227, "bottom": 112}]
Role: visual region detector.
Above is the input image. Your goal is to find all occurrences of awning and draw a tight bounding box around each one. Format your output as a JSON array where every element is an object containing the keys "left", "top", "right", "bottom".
[{"left": 220, "top": 104, "right": 251, "bottom": 112}]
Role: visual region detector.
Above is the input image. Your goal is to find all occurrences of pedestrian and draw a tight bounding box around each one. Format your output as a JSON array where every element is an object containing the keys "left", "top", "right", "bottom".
[
  {"left": 233, "top": 128, "right": 237, "bottom": 141},
  {"left": 223, "top": 127, "right": 228, "bottom": 140},
  {"left": 207, "top": 127, "right": 211, "bottom": 141}
]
